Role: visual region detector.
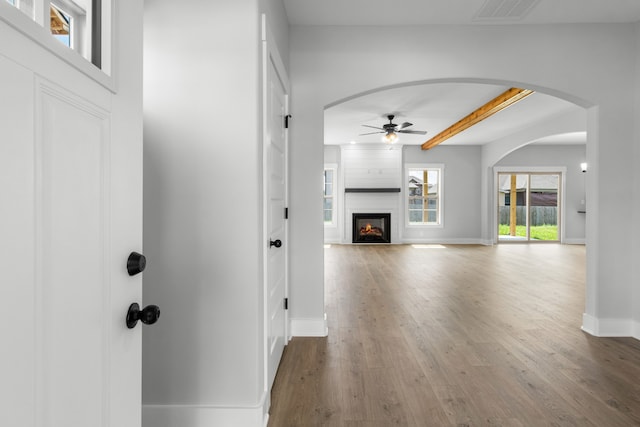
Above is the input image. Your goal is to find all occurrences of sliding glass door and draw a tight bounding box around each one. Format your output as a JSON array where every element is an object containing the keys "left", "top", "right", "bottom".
[{"left": 498, "top": 172, "right": 560, "bottom": 242}]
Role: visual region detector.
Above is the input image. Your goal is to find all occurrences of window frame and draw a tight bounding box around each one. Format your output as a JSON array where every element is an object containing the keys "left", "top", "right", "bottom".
[
  {"left": 323, "top": 165, "right": 337, "bottom": 227},
  {"left": 0, "top": 0, "right": 114, "bottom": 90},
  {"left": 50, "top": 0, "right": 93, "bottom": 61},
  {"left": 405, "top": 163, "right": 444, "bottom": 228}
]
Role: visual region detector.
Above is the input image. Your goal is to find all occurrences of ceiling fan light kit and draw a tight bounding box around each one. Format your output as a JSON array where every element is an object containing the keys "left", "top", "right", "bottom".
[{"left": 382, "top": 132, "right": 399, "bottom": 144}]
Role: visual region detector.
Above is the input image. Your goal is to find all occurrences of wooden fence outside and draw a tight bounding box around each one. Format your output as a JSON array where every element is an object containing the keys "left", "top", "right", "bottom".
[{"left": 498, "top": 206, "right": 558, "bottom": 226}]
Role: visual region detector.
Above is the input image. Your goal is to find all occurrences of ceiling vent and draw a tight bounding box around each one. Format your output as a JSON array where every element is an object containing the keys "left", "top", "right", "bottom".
[{"left": 473, "top": 0, "right": 541, "bottom": 21}]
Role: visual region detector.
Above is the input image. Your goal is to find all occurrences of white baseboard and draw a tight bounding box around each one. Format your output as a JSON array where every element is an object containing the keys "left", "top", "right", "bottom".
[
  {"left": 582, "top": 313, "right": 640, "bottom": 340},
  {"left": 564, "top": 238, "right": 586, "bottom": 245},
  {"left": 290, "top": 315, "right": 328, "bottom": 337},
  {"left": 400, "top": 238, "right": 485, "bottom": 245},
  {"left": 581, "top": 313, "right": 598, "bottom": 335},
  {"left": 142, "top": 394, "right": 269, "bottom": 427}
]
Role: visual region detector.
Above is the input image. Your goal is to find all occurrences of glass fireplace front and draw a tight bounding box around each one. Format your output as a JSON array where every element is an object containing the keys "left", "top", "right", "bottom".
[{"left": 352, "top": 213, "right": 391, "bottom": 243}]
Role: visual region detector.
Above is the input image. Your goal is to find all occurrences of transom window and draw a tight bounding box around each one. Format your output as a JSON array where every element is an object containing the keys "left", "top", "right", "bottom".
[
  {"left": 3, "top": 0, "right": 106, "bottom": 71},
  {"left": 407, "top": 165, "right": 443, "bottom": 225}
]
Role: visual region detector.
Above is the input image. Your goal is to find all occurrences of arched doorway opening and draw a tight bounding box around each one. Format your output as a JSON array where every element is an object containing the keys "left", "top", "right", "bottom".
[{"left": 322, "top": 78, "right": 595, "bottom": 333}]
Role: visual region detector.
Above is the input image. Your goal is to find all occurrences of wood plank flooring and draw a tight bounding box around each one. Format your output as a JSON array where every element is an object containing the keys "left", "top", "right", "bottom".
[{"left": 268, "top": 244, "right": 640, "bottom": 426}]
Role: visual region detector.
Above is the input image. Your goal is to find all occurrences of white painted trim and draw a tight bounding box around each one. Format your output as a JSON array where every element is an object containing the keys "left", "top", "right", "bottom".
[
  {"left": 290, "top": 316, "right": 328, "bottom": 337},
  {"left": 581, "top": 312, "right": 598, "bottom": 336},
  {"left": 492, "top": 166, "right": 567, "bottom": 243},
  {"left": 323, "top": 163, "right": 338, "bottom": 227},
  {"left": 0, "top": 0, "right": 115, "bottom": 91},
  {"left": 400, "top": 238, "right": 485, "bottom": 245},
  {"left": 596, "top": 318, "right": 635, "bottom": 337},
  {"left": 142, "top": 398, "right": 269, "bottom": 427},
  {"left": 582, "top": 313, "right": 640, "bottom": 340},
  {"left": 323, "top": 238, "right": 342, "bottom": 244},
  {"left": 404, "top": 163, "right": 445, "bottom": 229},
  {"left": 261, "top": 12, "right": 290, "bottom": 410},
  {"left": 563, "top": 238, "right": 586, "bottom": 245}
]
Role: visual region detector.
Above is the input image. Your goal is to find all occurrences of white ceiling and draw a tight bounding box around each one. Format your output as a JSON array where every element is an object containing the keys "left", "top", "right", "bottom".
[
  {"left": 285, "top": 0, "right": 639, "bottom": 147},
  {"left": 283, "top": 0, "right": 640, "bottom": 26},
  {"left": 323, "top": 83, "right": 583, "bottom": 146}
]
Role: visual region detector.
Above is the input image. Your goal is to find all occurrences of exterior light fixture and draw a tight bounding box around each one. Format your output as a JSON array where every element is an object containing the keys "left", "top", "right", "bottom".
[{"left": 580, "top": 162, "right": 587, "bottom": 173}]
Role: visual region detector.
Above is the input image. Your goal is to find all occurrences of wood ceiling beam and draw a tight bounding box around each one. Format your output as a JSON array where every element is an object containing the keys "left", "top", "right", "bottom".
[{"left": 421, "top": 87, "right": 534, "bottom": 150}]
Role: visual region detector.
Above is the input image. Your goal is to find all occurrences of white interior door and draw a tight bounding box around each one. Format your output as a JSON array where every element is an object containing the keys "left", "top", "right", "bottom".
[
  {"left": 263, "top": 18, "right": 289, "bottom": 392},
  {"left": 0, "top": 2, "right": 144, "bottom": 426}
]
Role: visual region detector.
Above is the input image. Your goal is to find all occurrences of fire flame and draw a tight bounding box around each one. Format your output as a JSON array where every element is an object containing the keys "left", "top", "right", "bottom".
[{"left": 365, "top": 223, "right": 372, "bottom": 232}]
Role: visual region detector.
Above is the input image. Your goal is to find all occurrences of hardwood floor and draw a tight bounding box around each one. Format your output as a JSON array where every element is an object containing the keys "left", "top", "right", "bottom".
[{"left": 268, "top": 244, "right": 640, "bottom": 426}]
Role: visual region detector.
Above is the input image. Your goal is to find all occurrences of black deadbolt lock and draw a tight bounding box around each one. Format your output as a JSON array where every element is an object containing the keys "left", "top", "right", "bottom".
[
  {"left": 270, "top": 239, "right": 282, "bottom": 248},
  {"left": 126, "top": 303, "right": 160, "bottom": 329},
  {"left": 127, "top": 252, "right": 146, "bottom": 276}
]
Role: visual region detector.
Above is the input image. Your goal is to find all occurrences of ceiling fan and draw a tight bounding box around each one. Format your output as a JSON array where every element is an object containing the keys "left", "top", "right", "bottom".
[{"left": 360, "top": 114, "right": 427, "bottom": 144}]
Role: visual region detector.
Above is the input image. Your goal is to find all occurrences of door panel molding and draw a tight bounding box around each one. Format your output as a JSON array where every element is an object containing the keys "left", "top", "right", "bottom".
[{"left": 34, "top": 76, "right": 112, "bottom": 427}]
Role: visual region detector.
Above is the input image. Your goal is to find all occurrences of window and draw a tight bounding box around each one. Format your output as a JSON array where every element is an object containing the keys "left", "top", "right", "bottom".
[
  {"left": 407, "top": 165, "right": 442, "bottom": 225},
  {"left": 50, "top": 3, "right": 72, "bottom": 47},
  {"left": 50, "top": 0, "right": 90, "bottom": 55},
  {"left": 7, "top": 0, "right": 34, "bottom": 19},
  {"left": 323, "top": 168, "right": 335, "bottom": 224},
  {"left": 6, "top": 0, "right": 103, "bottom": 69}
]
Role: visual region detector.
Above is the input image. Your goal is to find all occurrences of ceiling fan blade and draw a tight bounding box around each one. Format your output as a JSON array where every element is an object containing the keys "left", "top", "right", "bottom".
[
  {"left": 398, "top": 130, "right": 427, "bottom": 135},
  {"left": 359, "top": 131, "right": 384, "bottom": 136},
  {"left": 362, "top": 124, "right": 385, "bottom": 130},
  {"left": 399, "top": 122, "right": 413, "bottom": 129}
]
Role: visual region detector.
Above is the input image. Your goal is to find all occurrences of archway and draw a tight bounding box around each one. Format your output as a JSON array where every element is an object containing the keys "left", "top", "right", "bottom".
[{"left": 322, "top": 78, "right": 595, "bottom": 335}]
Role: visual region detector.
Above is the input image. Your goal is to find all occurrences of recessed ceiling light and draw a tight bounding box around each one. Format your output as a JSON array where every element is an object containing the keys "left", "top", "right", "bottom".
[{"left": 350, "top": 140, "right": 356, "bottom": 144}]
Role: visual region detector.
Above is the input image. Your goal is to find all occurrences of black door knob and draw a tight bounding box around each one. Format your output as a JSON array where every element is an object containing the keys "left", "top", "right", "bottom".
[
  {"left": 270, "top": 239, "right": 282, "bottom": 248},
  {"left": 126, "top": 303, "right": 160, "bottom": 329},
  {"left": 127, "top": 252, "right": 146, "bottom": 276}
]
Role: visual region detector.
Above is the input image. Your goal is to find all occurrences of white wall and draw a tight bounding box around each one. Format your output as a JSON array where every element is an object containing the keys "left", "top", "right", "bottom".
[
  {"left": 142, "top": 0, "right": 290, "bottom": 425},
  {"left": 402, "top": 145, "right": 482, "bottom": 243},
  {"left": 325, "top": 145, "right": 482, "bottom": 244},
  {"left": 327, "top": 143, "right": 585, "bottom": 244},
  {"left": 289, "top": 23, "right": 637, "bottom": 338},
  {"left": 496, "top": 144, "right": 587, "bottom": 243},
  {"left": 634, "top": 23, "right": 640, "bottom": 336}
]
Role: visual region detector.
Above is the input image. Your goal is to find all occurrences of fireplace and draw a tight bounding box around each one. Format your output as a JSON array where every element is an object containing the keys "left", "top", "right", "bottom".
[{"left": 352, "top": 213, "right": 391, "bottom": 243}]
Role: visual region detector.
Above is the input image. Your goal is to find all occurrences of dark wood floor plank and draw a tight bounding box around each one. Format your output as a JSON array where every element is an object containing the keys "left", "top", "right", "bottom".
[{"left": 268, "top": 244, "right": 640, "bottom": 426}]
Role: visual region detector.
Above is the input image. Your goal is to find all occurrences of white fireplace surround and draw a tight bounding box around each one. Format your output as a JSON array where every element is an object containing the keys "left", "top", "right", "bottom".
[{"left": 338, "top": 145, "right": 403, "bottom": 244}]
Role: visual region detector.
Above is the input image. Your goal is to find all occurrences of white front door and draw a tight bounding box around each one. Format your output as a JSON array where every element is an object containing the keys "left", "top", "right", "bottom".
[
  {"left": 0, "top": 2, "right": 144, "bottom": 426},
  {"left": 263, "top": 19, "right": 289, "bottom": 392}
]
